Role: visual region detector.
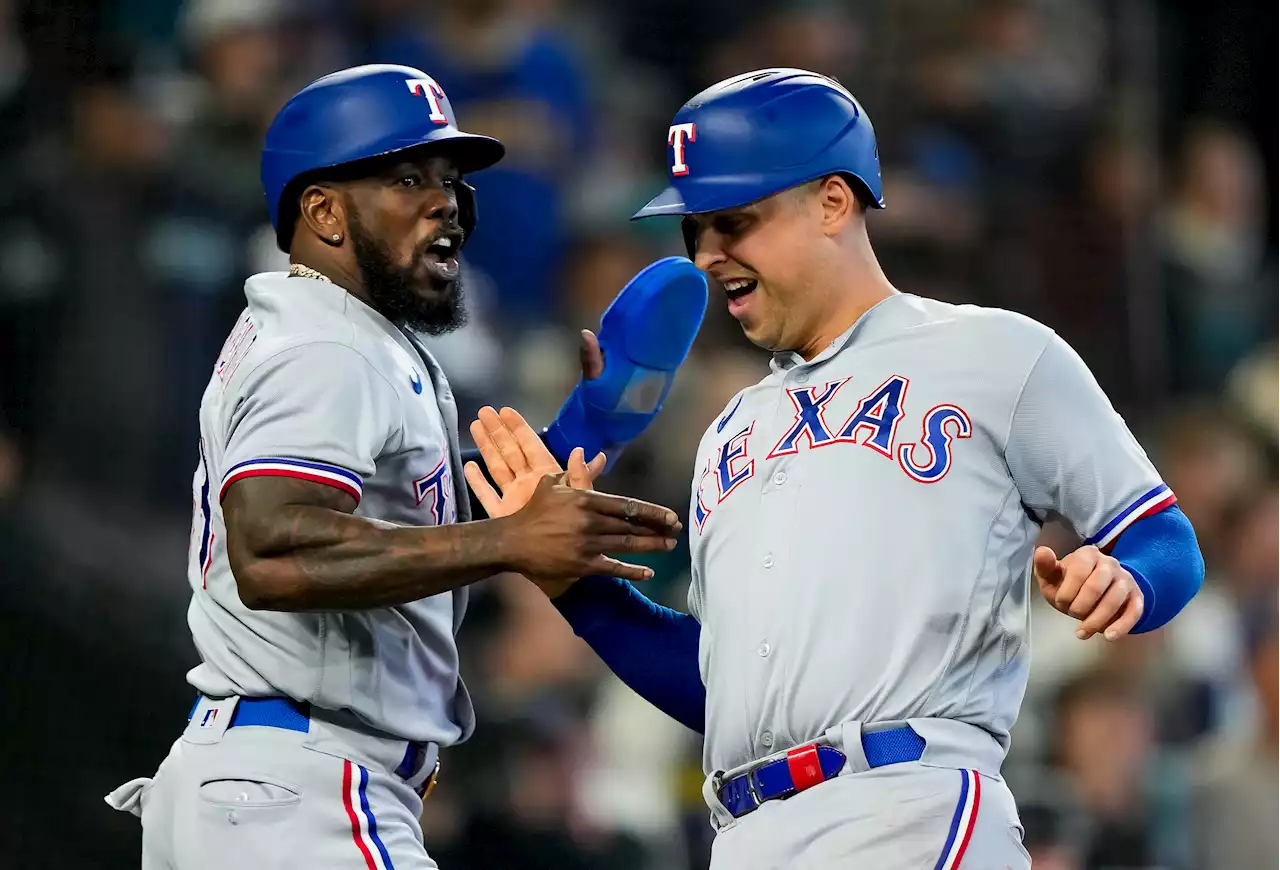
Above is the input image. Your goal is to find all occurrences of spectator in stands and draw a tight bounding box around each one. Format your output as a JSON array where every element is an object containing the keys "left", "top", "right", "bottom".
[
  {"left": 175, "top": 0, "right": 293, "bottom": 223},
  {"left": 368, "top": 0, "right": 593, "bottom": 328},
  {"left": 1049, "top": 669, "right": 1189, "bottom": 869},
  {"left": 1133, "top": 414, "right": 1273, "bottom": 742},
  {"left": 704, "top": 2, "right": 864, "bottom": 87},
  {"left": 1160, "top": 121, "right": 1276, "bottom": 394},
  {"left": 1021, "top": 131, "right": 1161, "bottom": 403},
  {"left": 0, "top": 50, "right": 188, "bottom": 507},
  {"left": 1187, "top": 608, "right": 1278, "bottom": 870},
  {"left": 1018, "top": 794, "right": 1088, "bottom": 870},
  {"left": 433, "top": 707, "right": 650, "bottom": 869},
  {"left": 1153, "top": 407, "right": 1267, "bottom": 563},
  {"left": 1224, "top": 340, "right": 1279, "bottom": 446}
]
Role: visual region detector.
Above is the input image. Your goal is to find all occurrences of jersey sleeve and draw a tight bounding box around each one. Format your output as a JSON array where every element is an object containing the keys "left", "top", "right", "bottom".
[
  {"left": 1004, "top": 332, "right": 1176, "bottom": 549},
  {"left": 219, "top": 342, "right": 402, "bottom": 504}
]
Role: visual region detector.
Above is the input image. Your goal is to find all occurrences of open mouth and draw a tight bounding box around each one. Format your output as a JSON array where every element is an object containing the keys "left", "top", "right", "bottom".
[
  {"left": 422, "top": 234, "right": 459, "bottom": 262},
  {"left": 420, "top": 234, "right": 461, "bottom": 279},
  {"left": 723, "top": 277, "right": 757, "bottom": 302}
]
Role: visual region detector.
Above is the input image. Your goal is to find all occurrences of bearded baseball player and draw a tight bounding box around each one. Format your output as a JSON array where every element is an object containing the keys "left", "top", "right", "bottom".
[
  {"left": 466, "top": 68, "right": 1205, "bottom": 869},
  {"left": 102, "top": 63, "right": 705, "bottom": 869}
]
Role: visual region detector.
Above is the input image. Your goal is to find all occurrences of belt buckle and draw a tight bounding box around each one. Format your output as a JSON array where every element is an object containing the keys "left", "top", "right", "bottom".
[
  {"left": 716, "top": 764, "right": 765, "bottom": 818},
  {"left": 418, "top": 758, "right": 441, "bottom": 799}
]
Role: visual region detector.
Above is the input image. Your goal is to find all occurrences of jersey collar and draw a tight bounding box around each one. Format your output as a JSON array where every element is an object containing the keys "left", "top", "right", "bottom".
[
  {"left": 769, "top": 292, "right": 906, "bottom": 375},
  {"left": 249, "top": 270, "right": 412, "bottom": 344}
]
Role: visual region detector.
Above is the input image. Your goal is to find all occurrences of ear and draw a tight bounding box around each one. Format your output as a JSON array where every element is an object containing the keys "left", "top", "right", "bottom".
[
  {"left": 298, "top": 184, "right": 348, "bottom": 246},
  {"left": 817, "top": 174, "right": 857, "bottom": 237}
]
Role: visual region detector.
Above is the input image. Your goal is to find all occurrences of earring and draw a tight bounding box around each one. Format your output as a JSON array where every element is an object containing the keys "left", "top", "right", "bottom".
[{"left": 332, "top": 233, "right": 341, "bottom": 242}]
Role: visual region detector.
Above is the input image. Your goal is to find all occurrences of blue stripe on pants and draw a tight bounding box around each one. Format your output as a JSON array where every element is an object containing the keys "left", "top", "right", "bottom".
[
  {"left": 931, "top": 770, "right": 969, "bottom": 870},
  {"left": 358, "top": 765, "right": 397, "bottom": 870}
]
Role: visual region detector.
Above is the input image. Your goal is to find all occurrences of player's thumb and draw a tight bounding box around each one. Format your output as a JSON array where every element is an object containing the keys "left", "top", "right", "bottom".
[
  {"left": 565, "top": 447, "right": 593, "bottom": 490},
  {"left": 579, "top": 329, "right": 605, "bottom": 381},
  {"left": 1032, "top": 546, "right": 1062, "bottom": 587}
]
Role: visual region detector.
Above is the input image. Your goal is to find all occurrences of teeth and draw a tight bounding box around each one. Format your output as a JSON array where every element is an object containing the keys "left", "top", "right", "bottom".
[
  {"left": 433, "top": 237, "right": 454, "bottom": 251},
  {"left": 724, "top": 278, "right": 753, "bottom": 292}
]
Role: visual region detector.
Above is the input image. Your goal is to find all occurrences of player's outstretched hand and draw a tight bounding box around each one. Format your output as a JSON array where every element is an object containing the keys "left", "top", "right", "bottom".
[
  {"left": 497, "top": 473, "right": 680, "bottom": 584},
  {"left": 464, "top": 405, "right": 605, "bottom": 518},
  {"left": 1032, "top": 545, "right": 1144, "bottom": 641},
  {"left": 464, "top": 405, "right": 681, "bottom": 585}
]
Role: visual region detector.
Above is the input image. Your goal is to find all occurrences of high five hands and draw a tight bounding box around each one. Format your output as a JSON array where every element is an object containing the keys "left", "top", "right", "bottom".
[
  {"left": 1032, "top": 545, "right": 1144, "bottom": 641},
  {"left": 464, "top": 406, "right": 680, "bottom": 597}
]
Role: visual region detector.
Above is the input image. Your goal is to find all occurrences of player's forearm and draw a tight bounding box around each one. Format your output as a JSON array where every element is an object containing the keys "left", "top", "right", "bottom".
[
  {"left": 230, "top": 504, "right": 513, "bottom": 611},
  {"left": 554, "top": 575, "right": 706, "bottom": 732}
]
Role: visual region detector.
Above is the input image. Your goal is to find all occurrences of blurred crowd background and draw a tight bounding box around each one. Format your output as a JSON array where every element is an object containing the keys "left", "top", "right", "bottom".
[{"left": 0, "top": 0, "right": 1274, "bottom": 867}]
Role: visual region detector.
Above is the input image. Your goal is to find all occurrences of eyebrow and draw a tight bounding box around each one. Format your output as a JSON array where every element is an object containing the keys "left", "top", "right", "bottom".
[{"left": 707, "top": 208, "right": 755, "bottom": 223}]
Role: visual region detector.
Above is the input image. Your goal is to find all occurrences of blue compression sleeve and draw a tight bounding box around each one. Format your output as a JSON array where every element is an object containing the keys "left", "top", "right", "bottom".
[
  {"left": 553, "top": 575, "right": 705, "bottom": 732},
  {"left": 1110, "top": 504, "right": 1204, "bottom": 634}
]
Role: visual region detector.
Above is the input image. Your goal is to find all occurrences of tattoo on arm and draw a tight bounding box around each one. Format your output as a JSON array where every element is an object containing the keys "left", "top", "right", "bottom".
[{"left": 223, "top": 476, "right": 507, "bottom": 611}]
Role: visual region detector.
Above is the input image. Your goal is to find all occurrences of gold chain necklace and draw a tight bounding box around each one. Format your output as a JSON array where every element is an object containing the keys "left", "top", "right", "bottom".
[{"left": 288, "top": 263, "right": 332, "bottom": 283}]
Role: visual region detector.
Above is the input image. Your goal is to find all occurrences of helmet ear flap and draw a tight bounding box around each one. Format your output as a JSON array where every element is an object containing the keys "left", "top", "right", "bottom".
[
  {"left": 681, "top": 216, "right": 698, "bottom": 260},
  {"left": 457, "top": 179, "right": 478, "bottom": 246}
]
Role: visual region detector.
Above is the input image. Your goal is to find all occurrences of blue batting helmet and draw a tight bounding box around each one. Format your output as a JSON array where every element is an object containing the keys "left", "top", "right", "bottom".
[
  {"left": 261, "top": 64, "right": 505, "bottom": 251},
  {"left": 632, "top": 68, "right": 884, "bottom": 254}
]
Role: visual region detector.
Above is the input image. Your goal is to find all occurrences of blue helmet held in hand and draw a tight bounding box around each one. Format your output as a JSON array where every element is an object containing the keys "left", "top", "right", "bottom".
[
  {"left": 261, "top": 64, "right": 505, "bottom": 251},
  {"left": 632, "top": 68, "right": 884, "bottom": 255}
]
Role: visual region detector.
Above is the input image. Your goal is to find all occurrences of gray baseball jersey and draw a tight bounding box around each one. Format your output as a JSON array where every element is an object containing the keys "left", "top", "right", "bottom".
[
  {"left": 687, "top": 293, "right": 1174, "bottom": 777},
  {"left": 185, "top": 271, "right": 474, "bottom": 746}
]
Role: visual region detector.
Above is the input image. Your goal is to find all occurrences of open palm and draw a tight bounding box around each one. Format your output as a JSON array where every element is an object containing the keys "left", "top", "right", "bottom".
[{"left": 463, "top": 406, "right": 605, "bottom": 518}]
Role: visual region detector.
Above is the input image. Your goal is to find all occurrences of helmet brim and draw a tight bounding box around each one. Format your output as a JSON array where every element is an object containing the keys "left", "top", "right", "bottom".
[
  {"left": 631, "top": 185, "right": 689, "bottom": 219},
  {"left": 379, "top": 130, "right": 506, "bottom": 176}
]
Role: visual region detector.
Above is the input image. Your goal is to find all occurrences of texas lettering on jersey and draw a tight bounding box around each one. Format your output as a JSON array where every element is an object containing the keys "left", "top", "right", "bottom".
[{"left": 695, "top": 375, "right": 971, "bottom": 530}]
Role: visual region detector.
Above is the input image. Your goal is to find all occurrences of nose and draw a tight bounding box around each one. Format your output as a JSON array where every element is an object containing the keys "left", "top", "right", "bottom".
[
  {"left": 693, "top": 233, "right": 727, "bottom": 272},
  {"left": 425, "top": 194, "right": 458, "bottom": 227}
]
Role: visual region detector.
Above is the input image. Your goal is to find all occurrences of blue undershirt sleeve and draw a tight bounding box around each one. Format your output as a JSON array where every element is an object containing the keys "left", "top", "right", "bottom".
[
  {"left": 553, "top": 575, "right": 706, "bottom": 732},
  {"left": 1109, "top": 504, "right": 1204, "bottom": 634}
]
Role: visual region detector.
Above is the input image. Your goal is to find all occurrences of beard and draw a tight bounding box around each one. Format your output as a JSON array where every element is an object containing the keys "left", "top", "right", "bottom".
[{"left": 348, "top": 211, "right": 468, "bottom": 336}]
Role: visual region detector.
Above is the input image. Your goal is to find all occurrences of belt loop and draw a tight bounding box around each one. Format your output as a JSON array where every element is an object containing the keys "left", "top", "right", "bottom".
[
  {"left": 702, "top": 770, "right": 737, "bottom": 830},
  {"left": 824, "top": 719, "right": 869, "bottom": 775}
]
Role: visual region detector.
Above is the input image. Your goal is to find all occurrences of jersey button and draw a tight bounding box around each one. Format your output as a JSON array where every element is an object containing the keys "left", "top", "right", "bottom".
[
  {"left": 757, "top": 641, "right": 771, "bottom": 657},
  {"left": 797, "top": 372, "right": 809, "bottom": 384},
  {"left": 762, "top": 554, "right": 774, "bottom": 568},
  {"left": 773, "top": 471, "right": 787, "bottom": 486},
  {"left": 761, "top": 731, "right": 774, "bottom": 748}
]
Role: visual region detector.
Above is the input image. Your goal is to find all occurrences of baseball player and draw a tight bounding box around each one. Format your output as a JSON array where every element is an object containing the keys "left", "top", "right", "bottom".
[
  {"left": 103, "top": 63, "right": 692, "bottom": 869},
  {"left": 465, "top": 69, "right": 1205, "bottom": 869}
]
